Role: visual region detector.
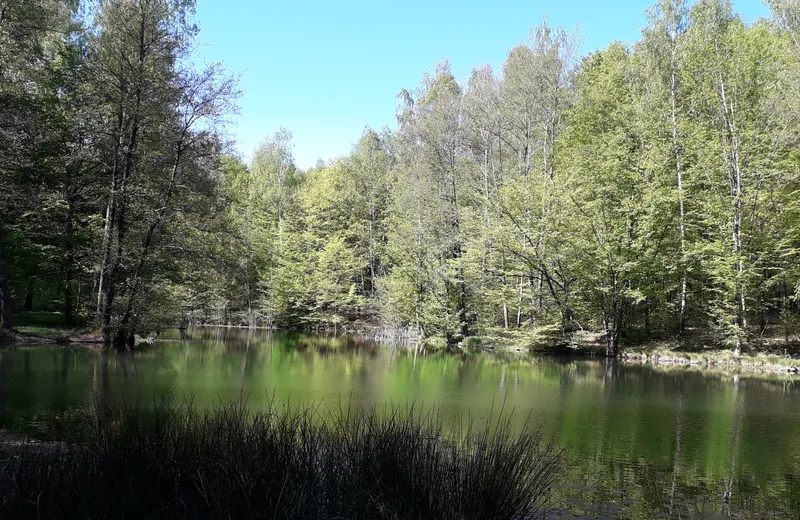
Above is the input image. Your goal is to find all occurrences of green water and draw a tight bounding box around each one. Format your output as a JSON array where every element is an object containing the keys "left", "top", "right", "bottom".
[{"left": 2, "top": 327, "right": 799, "bottom": 519}]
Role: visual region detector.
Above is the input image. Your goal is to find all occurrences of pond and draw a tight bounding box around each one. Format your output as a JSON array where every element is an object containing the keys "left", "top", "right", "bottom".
[{"left": 1, "top": 327, "right": 799, "bottom": 519}]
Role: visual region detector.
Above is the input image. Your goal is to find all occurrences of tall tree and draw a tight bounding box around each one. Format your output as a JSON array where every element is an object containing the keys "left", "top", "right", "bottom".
[
  {"left": 248, "top": 128, "right": 300, "bottom": 326},
  {"left": 562, "top": 44, "right": 648, "bottom": 356},
  {"left": 88, "top": 0, "right": 236, "bottom": 344},
  {"left": 496, "top": 22, "right": 578, "bottom": 334},
  {"left": 389, "top": 62, "right": 468, "bottom": 342},
  {"left": 641, "top": 0, "right": 692, "bottom": 333},
  {"left": 347, "top": 127, "right": 394, "bottom": 299},
  {"left": 683, "top": 0, "right": 782, "bottom": 352}
]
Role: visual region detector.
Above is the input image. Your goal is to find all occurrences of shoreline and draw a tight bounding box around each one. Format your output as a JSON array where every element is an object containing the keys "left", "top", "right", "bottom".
[
  {"left": 0, "top": 330, "right": 105, "bottom": 348},
  {"left": 3, "top": 326, "right": 800, "bottom": 378},
  {"left": 617, "top": 351, "right": 800, "bottom": 376}
]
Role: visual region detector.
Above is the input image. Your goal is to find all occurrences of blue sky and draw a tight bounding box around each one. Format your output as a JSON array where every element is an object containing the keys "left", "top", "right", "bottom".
[{"left": 195, "top": 0, "right": 770, "bottom": 169}]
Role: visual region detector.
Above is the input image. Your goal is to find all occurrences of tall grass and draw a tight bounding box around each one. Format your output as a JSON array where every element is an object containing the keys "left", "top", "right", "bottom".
[{"left": 0, "top": 400, "right": 562, "bottom": 519}]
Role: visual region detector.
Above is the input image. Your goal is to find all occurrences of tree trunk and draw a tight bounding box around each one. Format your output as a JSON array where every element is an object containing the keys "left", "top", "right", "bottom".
[
  {"left": 671, "top": 43, "right": 688, "bottom": 335},
  {"left": 24, "top": 276, "right": 34, "bottom": 311},
  {"left": 64, "top": 269, "right": 74, "bottom": 326},
  {"left": 718, "top": 72, "right": 746, "bottom": 355},
  {"left": 97, "top": 99, "right": 126, "bottom": 320},
  {"left": 0, "top": 227, "right": 13, "bottom": 330},
  {"left": 96, "top": 200, "right": 113, "bottom": 318},
  {"left": 118, "top": 144, "right": 184, "bottom": 347},
  {"left": 601, "top": 274, "right": 623, "bottom": 358},
  {"left": 101, "top": 195, "right": 125, "bottom": 344},
  {"left": 562, "top": 282, "right": 572, "bottom": 334},
  {"left": 102, "top": 106, "right": 140, "bottom": 344},
  {"left": 516, "top": 275, "right": 523, "bottom": 328},
  {"left": 502, "top": 269, "right": 509, "bottom": 329},
  {"left": 368, "top": 204, "right": 376, "bottom": 296},
  {"left": 64, "top": 200, "right": 75, "bottom": 325}
]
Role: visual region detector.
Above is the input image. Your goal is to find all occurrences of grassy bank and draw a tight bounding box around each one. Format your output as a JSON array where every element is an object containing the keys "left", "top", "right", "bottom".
[
  {"left": 619, "top": 347, "right": 800, "bottom": 375},
  {"left": 1, "top": 312, "right": 102, "bottom": 346},
  {"left": 0, "top": 402, "right": 562, "bottom": 520},
  {"left": 454, "top": 328, "right": 800, "bottom": 376},
  {"left": 10, "top": 311, "right": 85, "bottom": 336}
]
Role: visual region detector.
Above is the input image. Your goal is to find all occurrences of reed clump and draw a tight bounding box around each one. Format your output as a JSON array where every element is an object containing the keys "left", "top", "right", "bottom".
[{"left": 0, "top": 400, "right": 562, "bottom": 519}]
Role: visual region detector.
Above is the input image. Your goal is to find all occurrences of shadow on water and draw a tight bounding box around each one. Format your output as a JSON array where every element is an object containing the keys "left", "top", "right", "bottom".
[{"left": 1, "top": 326, "right": 800, "bottom": 518}]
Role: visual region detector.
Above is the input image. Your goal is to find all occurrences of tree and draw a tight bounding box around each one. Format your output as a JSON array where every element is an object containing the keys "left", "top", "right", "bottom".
[
  {"left": 0, "top": 0, "right": 75, "bottom": 329},
  {"left": 388, "top": 62, "right": 469, "bottom": 342},
  {"left": 347, "top": 127, "right": 394, "bottom": 299},
  {"left": 247, "top": 128, "right": 300, "bottom": 326},
  {"left": 494, "top": 22, "right": 578, "bottom": 336},
  {"left": 682, "top": 0, "right": 783, "bottom": 352},
  {"left": 640, "top": 0, "right": 692, "bottom": 333},
  {"left": 766, "top": 0, "right": 800, "bottom": 339},
  {"left": 85, "top": 0, "right": 237, "bottom": 345},
  {"left": 562, "top": 44, "right": 648, "bottom": 356}
]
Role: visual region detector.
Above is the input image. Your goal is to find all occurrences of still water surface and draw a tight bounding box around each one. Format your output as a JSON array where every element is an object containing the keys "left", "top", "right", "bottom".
[{"left": 1, "top": 327, "right": 799, "bottom": 518}]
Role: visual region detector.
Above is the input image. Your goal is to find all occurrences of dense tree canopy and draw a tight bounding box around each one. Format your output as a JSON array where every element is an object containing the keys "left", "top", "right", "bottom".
[
  {"left": 0, "top": 0, "right": 238, "bottom": 344},
  {"left": 3, "top": 0, "right": 800, "bottom": 355}
]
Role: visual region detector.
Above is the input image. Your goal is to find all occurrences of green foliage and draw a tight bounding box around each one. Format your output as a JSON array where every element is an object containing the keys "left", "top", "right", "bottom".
[
  {"left": 170, "top": 4, "right": 800, "bottom": 354},
  {"left": 3, "top": 0, "right": 800, "bottom": 355}
]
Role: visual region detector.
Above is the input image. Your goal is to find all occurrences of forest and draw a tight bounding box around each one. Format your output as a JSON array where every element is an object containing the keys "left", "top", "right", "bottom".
[{"left": 2, "top": 0, "right": 800, "bottom": 356}]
